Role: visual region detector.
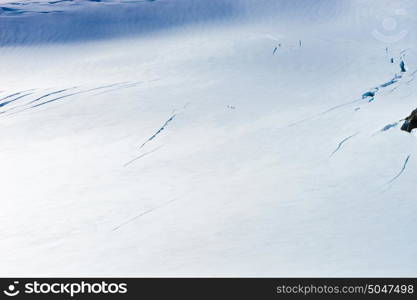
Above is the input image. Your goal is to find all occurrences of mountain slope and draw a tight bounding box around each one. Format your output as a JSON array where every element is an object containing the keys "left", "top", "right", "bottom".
[{"left": 1, "top": 0, "right": 417, "bottom": 276}]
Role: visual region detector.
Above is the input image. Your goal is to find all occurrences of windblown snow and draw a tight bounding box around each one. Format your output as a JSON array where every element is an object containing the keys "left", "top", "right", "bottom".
[{"left": 1, "top": 0, "right": 417, "bottom": 276}]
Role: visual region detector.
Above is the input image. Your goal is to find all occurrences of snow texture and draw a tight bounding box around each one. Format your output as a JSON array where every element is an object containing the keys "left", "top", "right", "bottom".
[{"left": 1, "top": 0, "right": 417, "bottom": 277}]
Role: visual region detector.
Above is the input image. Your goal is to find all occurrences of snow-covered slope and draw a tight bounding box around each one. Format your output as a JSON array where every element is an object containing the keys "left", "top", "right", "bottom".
[
  {"left": 1, "top": 0, "right": 417, "bottom": 276},
  {"left": 0, "top": 0, "right": 240, "bottom": 44}
]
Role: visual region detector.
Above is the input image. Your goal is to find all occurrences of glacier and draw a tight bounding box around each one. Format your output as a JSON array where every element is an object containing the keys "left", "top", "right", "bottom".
[{"left": 1, "top": 0, "right": 417, "bottom": 276}]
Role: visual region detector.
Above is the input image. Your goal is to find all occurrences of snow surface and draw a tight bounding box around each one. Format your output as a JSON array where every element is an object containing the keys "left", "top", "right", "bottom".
[{"left": 1, "top": 0, "right": 417, "bottom": 276}]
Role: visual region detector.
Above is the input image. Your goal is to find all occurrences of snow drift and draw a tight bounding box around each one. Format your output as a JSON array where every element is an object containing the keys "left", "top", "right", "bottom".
[{"left": 1, "top": 0, "right": 417, "bottom": 276}]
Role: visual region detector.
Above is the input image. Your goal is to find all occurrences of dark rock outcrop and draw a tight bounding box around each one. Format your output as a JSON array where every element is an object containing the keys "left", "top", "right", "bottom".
[{"left": 401, "top": 108, "right": 417, "bottom": 132}]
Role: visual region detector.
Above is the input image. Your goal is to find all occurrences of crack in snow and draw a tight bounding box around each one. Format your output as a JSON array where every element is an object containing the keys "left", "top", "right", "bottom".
[
  {"left": 0, "top": 92, "right": 33, "bottom": 108},
  {"left": 330, "top": 132, "right": 359, "bottom": 157},
  {"left": 123, "top": 145, "right": 162, "bottom": 167},
  {"left": 1, "top": 82, "right": 133, "bottom": 117},
  {"left": 0, "top": 88, "right": 76, "bottom": 114},
  {"left": 30, "top": 82, "right": 128, "bottom": 108},
  {"left": 139, "top": 114, "right": 176, "bottom": 149},
  {"left": 0, "top": 89, "right": 35, "bottom": 102},
  {"left": 112, "top": 198, "right": 177, "bottom": 232},
  {"left": 386, "top": 155, "right": 411, "bottom": 185}
]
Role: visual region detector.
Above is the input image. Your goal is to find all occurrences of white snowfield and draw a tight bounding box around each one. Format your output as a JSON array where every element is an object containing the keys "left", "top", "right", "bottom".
[{"left": 1, "top": 0, "right": 417, "bottom": 276}]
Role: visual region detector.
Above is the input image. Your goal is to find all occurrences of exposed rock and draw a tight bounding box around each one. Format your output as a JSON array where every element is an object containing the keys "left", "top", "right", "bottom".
[{"left": 401, "top": 108, "right": 417, "bottom": 132}]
